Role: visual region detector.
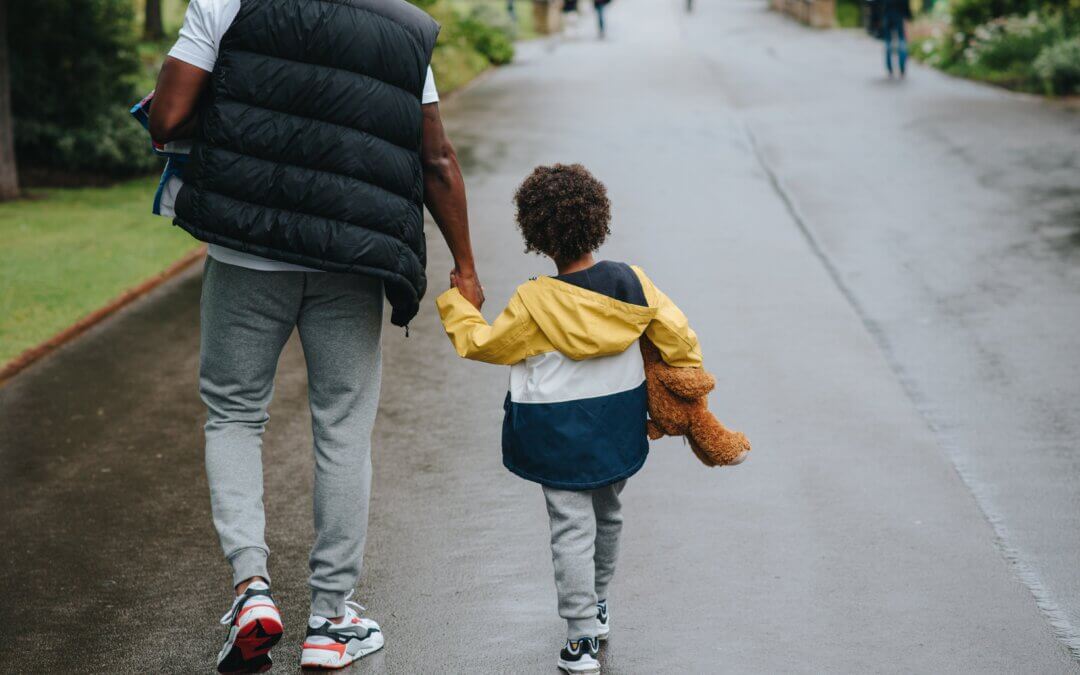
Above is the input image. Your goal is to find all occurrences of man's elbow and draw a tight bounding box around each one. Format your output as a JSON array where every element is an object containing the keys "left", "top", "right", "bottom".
[
  {"left": 148, "top": 119, "right": 174, "bottom": 145},
  {"left": 422, "top": 144, "right": 459, "bottom": 184},
  {"left": 148, "top": 112, "right": 186, "bottom": 145}
]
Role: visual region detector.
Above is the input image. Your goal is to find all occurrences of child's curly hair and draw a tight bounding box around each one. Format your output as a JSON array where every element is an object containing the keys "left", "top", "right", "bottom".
[{"left": 513, "top": 163, "right": 611, "bottom": 262}]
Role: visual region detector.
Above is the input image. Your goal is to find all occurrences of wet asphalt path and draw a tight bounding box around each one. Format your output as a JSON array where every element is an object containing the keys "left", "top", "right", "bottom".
[{"left": 2, "top": 0, "right": 1079, "bottom": 672}]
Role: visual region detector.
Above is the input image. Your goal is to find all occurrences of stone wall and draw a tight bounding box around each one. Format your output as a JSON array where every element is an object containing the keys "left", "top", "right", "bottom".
[
  {"left": 770, "top": 0, "right": 835, "bottom": 28},
  {"left": 532, "top": 0, "right": 564, "bottom": 35}
]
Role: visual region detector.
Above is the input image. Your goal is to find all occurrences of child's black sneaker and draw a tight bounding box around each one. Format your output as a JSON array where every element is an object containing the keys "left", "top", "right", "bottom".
[
  {"left": 596, "top": 600, "right": 610, "bottom": 640},
  {"left": 558, "top": 636, "right": 601, "bottom": 673},
  {"left": 216, "top": 581, "right": 283, "bottom": 674}
]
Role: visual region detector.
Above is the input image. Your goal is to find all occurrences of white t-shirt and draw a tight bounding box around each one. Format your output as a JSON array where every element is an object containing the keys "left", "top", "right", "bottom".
[{"left": 167, "top": 0, "right": 439, "bottom": 272}]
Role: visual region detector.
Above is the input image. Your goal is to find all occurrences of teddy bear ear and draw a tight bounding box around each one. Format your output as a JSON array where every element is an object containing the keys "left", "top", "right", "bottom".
[{"left": 656, "top": 366, "right": 716, "bottom": 400}]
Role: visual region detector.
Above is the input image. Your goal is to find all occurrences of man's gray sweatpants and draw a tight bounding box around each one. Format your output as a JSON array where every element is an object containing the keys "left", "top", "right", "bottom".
[
  {"left": 199, "top": 257, "right": 383, "bottom": 618},
  {"left": 543, "top": 481, "right": 626, "bottom": 640}
]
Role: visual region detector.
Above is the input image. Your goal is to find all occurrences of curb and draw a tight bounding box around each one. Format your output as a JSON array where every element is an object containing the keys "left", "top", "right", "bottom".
[{"left": 0, "top": 245, "right": 207, "bottom": 387}]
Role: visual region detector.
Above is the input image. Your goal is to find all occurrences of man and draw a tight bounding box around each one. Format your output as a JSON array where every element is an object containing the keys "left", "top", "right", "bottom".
[{"left": 149, "top": 0, "right": 484, "bottom": 671}]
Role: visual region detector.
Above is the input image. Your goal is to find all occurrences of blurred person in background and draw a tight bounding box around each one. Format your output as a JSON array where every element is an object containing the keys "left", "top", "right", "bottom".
[
  {"left": 595, "top": 0, "right": 611, "bottom": 38},
  {"left": 882, "top": 0, "right": 912, "bottom": 77}
]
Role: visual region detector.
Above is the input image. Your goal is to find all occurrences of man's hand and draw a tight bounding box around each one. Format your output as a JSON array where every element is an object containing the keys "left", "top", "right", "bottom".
[{"left": 450, "top": 268, "right": 484, "bottom": 309}]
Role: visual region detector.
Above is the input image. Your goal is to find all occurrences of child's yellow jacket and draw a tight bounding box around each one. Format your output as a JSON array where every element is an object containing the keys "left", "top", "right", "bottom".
[{"left": 436, "top": 263, "right": 700, "bottom": 489}]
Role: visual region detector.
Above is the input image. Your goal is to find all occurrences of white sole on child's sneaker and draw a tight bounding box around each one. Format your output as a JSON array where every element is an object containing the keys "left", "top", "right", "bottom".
[
  {"left": 597, "top": 622, "right": 610, "bottom": 640},
  {"left": 558, "top": 656, "right": 601, "bottom": 674},
  {"left": 299, "top": 631, "right": 384, "bottom": 670}
]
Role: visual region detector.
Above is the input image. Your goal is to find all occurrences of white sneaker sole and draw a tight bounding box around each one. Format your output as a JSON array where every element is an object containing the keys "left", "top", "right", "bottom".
[
  {"left": 299, "top": 632, "right": 384, "bottom": 670},
  {"left": 597, "top": 623, "right": 610, "bottom": 640},
  {"left": 558, "top": 657, "right": 601, "bottom": 674}
]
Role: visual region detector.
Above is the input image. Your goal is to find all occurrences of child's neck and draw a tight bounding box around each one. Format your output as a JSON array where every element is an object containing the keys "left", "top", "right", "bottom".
[{"left": 555, "top": 254, "right": 596, "bottom": 276}]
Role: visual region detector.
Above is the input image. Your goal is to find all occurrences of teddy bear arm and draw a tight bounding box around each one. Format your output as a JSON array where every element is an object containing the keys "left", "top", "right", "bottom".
[
  {"left": 688, "top": 412, "right": 752, "bottom": 466},
  {"left": 655, "top": 365, "right": 716, "bottom": 400}
]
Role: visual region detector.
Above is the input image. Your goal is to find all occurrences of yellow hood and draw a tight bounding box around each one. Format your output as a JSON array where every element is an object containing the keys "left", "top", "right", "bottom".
[{"left": 515, "top": 276, "right": 657, "bottom": 360}]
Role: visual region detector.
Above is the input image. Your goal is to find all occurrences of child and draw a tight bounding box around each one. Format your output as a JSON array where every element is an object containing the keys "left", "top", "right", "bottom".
[{"left": 436, "top": 164, "right": 702, "bottom": 674}]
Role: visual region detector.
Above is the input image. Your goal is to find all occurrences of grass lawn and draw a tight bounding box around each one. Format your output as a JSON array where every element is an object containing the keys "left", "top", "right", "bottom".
[{"left": 0, "top": 177, "right": 201, "bottom": 366}]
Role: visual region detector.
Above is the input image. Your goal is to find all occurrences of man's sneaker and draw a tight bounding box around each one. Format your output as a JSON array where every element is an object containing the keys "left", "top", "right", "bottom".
[
  {"left": 596, "top": 600, "right": 610, "bottom": 640},
  {"left": 558, "top": 636, "right": 601, "bottom": 674},
  {"left": 299, "top": 598, "right": 384, "bottom": 669},
  {"left": 216, "top": 581, "right": 283, "bottom": 674}
]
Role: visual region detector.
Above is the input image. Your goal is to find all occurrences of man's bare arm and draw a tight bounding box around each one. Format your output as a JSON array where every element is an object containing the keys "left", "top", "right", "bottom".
[
  {"left": 148, "top": 56, "right": 211, "bottom": 144},
  {"left": 422, "top": 102, "right": 483, "bottom": 309}
]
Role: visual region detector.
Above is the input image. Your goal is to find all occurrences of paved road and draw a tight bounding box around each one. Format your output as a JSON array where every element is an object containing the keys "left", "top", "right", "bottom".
[{"left": 2, "top": 0, "right": 1079, "bottom": 672}]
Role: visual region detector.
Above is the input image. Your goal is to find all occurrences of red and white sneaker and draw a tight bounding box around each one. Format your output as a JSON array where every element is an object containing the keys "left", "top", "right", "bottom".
[
  {"left": 299, "top": 597, "right": 383, "bottom": 670},
  {"left": 216, "top": 581, "right": 283, "bottom": 673}
]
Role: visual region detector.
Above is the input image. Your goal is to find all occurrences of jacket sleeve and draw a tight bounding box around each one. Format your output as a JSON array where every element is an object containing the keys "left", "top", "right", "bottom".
[
  {"left": 632, "top": 267, "right": 703, "bottom": 368},
  {"left": 435, "top": 287, "right": 535, "bottom": 365}
]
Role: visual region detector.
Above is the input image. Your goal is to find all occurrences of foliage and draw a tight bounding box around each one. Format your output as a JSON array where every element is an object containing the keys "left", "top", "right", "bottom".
[
  {"left": 948, "top": 0, "right": 1040, "bottom": 35},
  {"left": 417, "top": 0, "right": 517, "bottom": 93},
  {"left": 459, "top": 11, "right": 516, "bottom": 65},
  {"left": 1033, "top": 36, "right": 1080, "bottom": 93},
  {"left": 15, "top": 106, "right": 161, "bottom": 177},
  {"left": 8, "top": 0, "right": 154, "bottom": 179},
  {"left": 836, "top": 0, "right": 862, "bottom": 28},
  {"left": 915, "top": 1, "right": 1080, "bottom": 95},
  {"left": 962, "top": 13, "right": 1063, "bottom": 70}
]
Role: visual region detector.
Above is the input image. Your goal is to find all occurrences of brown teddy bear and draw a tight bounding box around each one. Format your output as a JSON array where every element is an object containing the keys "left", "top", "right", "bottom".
[{"left": 641, "top": 338, "right": 751, "bottom": 467}]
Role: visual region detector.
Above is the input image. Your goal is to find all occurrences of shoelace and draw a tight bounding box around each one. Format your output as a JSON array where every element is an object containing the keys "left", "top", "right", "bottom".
[{"left": 338, "top": 591, "right": 366, "bottom": 623}]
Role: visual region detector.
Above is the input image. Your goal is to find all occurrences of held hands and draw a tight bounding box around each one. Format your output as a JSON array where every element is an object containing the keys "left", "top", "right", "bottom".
[{"left": 450, "top": 267, "right": 485, "bottom": 310}]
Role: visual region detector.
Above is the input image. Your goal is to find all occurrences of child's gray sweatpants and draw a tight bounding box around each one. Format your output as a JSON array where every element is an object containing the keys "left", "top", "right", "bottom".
[
  {"left": 199, "top": 257, "right": 383, "bottom": 618},
  {"left": 543, "top": 480, "right": 626, "bottom": 640}
]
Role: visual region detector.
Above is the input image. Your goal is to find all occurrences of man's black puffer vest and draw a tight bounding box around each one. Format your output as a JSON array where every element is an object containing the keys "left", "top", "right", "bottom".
[{"left": 174, "top": 0, "right": 440, "bottom": 326}]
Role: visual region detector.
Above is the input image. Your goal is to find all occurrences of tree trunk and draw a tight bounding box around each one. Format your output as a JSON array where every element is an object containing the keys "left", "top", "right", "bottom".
[
  {"left": 143, "top": 0, "right": 165, "bottom": 41},
  {"left": 0, "top": 0, "right": 19, "bottom": 201}
]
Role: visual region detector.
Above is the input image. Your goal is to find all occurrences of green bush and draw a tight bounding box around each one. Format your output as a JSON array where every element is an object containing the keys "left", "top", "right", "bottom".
[
  {"left": 959, "top": 12, "right": 1064, "bottom": 80},
  {"left": 415, "top": 0, "right": 515, "bottom": 91},
  {"left": 975, "top": 15, "right": 1061, "bottom": 68},
  {"left": 1034, "top": 36, "right": 1080, "bottom": 93},
  {"left": 14, "top": 107, "right": 161, "bottom": 177},
  {"left": 836, "top": 0, "right": 861, "bottom": 28},
  {"left": 949, "top": 0, "right": 1039, "bottom": 35},
  {"left": 917, "top": 5, "right": 1080, "bottom": 93},
  {"left": 9, "top": 0, "right": 154, "bottom": 179},
  {"left": 459, "top": 12, "right": 515, "bottom": 65}
]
